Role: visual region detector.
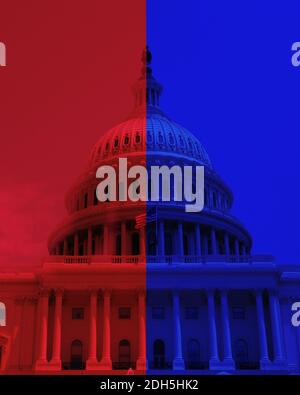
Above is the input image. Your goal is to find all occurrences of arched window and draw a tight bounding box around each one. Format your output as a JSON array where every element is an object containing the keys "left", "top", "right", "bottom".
[
  {"left": 70, "top": 339, "right": 83, "bottom": 370},
  {"left": 169, "top": 133, "right": 174, "bottom": 145},
  {"left": 135, "top": 133, "right": 141, "bottom": 144},
  {"left": 153, "top": 339, "right": 165, "bottom": 369},
  {"left": 234, "top": 339, "right": 248, "bottom": 367},
  {"left": 187, "top": 339, "right": 201, "bottom": 369},
  {"left": 119, "top": 339, "right": 131, "bottom": 368},
  {"left": 0, "top": 302, "right": 6, "bottom": 326}
]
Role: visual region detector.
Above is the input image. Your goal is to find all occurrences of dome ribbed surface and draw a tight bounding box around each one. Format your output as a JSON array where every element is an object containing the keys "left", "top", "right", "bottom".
[{"left": 89, "top": 113, "right": 212, "bottom": 168}]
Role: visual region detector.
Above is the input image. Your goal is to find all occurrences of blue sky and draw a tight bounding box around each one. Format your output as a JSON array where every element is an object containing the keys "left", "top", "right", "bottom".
[{"left": 147, "top": 0, "right": 300, "bottom": 263}]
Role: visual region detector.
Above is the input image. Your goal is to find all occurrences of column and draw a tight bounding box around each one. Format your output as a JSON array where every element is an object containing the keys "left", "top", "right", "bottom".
[
  {"left": 137, "top": 290, "right": 147, "bottom": 370},
  {"left": 63, "top": 239, "right": 68, "bottom": 255},
  {"left": 195, "top": 224, "right": 202, "bottom": 256},
  {"left": 220, "top": 291, "right": 235, "bottom": 369},
  {"left": 35, "top": 289, "right": 50, "bottom": 370},
  {"left": 50, "top": 289, "right": 63, "bottom": 369},
  {"left": 256, "top": 290, "right": 270, "bottom": 367},
  {"left": 207, "top": 290, "right": 220, "bottom": 369},
  {"left": 121, "top": 222, "right": 127, "bottom": 255},
  {"left": 210, "top": 228, "right": 218, "bottom": 255},
  {"left": 74, "top": 233, "right": 79, "bottom": 256},
  {"left": 87, "top": 227, "right": 93, "bottom": 255},
  {"left": 103, "top": 225, "right": 109, "bottom": 255},
  {"left": 100, "top": 290, "right": 112, "bottom": 369},
  {"left": 224, "top": 233, "right": 230, "bottom": 256},
  {"left": 139, "top": 226, "right": 146, "bottom": 257},
  {"left": 87, "top": 290, "right": 99, "bottom": 369},
  {"left": 158, "top": 221, "right": 165, "bottom": 256},
  {"left": 177, "top": 223, "right": 184, "bottom": 256},
  {"left": 12, "top": 298, "right": 25, "bottom": 367},
  {"left": 172, "top": 291, "right": 185, "bottom": 370},
  {"left": 269, "top": 291, "right": 285, "bottom": 366}
]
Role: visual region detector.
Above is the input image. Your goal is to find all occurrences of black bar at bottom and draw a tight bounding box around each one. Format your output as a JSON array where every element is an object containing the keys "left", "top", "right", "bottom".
[{"left": 0, "top": 375, "right": 298, "bottom": 393}]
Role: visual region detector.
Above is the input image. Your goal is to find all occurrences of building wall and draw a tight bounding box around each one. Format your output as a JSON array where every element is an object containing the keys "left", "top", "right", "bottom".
[{"left": 1, "top": 269, "right": 300, "bottom": 374}]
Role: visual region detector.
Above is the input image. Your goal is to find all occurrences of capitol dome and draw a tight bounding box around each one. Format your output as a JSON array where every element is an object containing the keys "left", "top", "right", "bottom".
[{"left": 48, "top": 47, "right": 252, "bottom": 260}]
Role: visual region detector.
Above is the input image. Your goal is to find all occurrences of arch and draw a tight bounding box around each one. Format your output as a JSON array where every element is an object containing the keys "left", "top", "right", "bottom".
[
  {"left": 234, "top": 339, "right": 248, "bottom": 367},
  {"left": 70, "top": 339, "right": 83, "bottom": 370},
  {"left": 0, "top": 303, "right": 6, "bottom": 326},
  {"left": 187, "top": 339, "right": 200, "bottom": 369},
  {"left": 119, "top": 339, "right": 131, "bottom": 369},
  {"left": 153, "top": 339, "right": 165, "bottom": 369},
  {"left": 131, "top": 232, "right": 140, "bottom": 255}
]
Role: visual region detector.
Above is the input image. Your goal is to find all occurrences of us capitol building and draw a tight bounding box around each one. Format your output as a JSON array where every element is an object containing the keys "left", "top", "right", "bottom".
[{"left": 0, "top": 48, "right": 300, "bottom": 375}]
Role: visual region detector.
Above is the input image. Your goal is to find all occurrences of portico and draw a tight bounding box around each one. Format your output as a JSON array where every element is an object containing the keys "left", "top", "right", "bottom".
[{"left": 35, "top": 286, "right": 147, "bottom": 372}]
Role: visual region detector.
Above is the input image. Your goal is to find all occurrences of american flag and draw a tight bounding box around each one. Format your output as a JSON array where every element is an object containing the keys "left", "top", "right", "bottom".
[{"left": 135, "top": 207, "right": 157, "bottom": 229}]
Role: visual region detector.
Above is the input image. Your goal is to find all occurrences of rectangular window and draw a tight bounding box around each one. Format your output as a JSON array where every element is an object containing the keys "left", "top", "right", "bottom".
[
  {"left": 119, "top": 307, "right": 131, "bottom": 319},
  {"left": 232, "top": 307, "right": 245, "bottom": 320},
  {"left": 72, "top": 307, "right": 84, "bottom": 320},
  {"left": 152, "top": 306, "right": 165, "bottom": 319},
  {"left": 185, "top": 306, "right": 198, "bottom": 320}
]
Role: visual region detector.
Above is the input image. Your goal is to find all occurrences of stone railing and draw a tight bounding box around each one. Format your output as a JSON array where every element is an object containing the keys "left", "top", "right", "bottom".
[
  {"left": 147, "top": 255, "right": 274, "bottom": 264},
  {"left": 47, "top": 255, "right": 144, "bottom": 264},
  {"left": 46, "top": 254, "right": 274, "bottom": 265}
]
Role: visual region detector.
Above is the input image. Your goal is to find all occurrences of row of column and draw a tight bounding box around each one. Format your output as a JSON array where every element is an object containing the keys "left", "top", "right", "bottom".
[
  {"left": 35, "top": 288, "right": 285, "bottom": 371},
  {"left": 171, "top": 289, "right": 285, "bottom": 370},
  {"left": 158, "top": 221, "right": 248, "bottom": 256},
  {"left": 54, "top": 223, "right": 146, "bottom": 257},
  {"left": 53, "top": 221, "right": 247, "bottom": 258},
  {"left": 35, "top": 289, "right": 147, "bottom": 371}
]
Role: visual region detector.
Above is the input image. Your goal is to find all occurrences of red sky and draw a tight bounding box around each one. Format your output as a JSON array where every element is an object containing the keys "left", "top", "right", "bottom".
[{"left": 0, "top": 0, "right": 145, "bottom": 267}]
